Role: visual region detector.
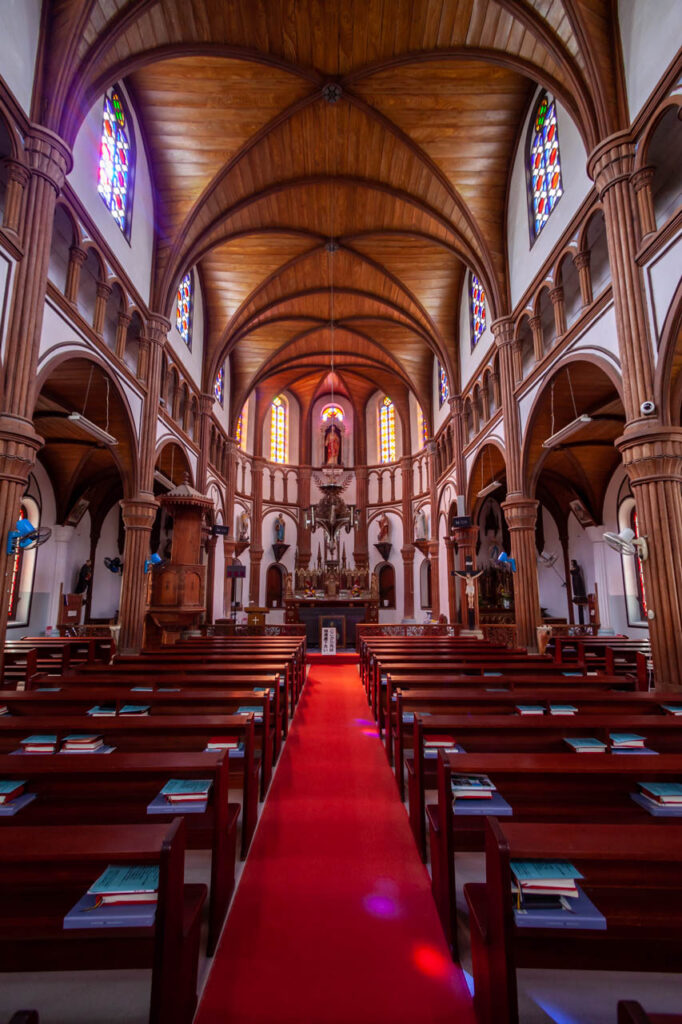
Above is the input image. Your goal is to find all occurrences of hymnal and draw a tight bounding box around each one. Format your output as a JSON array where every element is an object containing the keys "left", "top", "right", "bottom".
[
  {"left": 0, "top": 779, "right": 25, "bottom": 804},
  {"left": 20, "top": 734, "right": 57, "bottom": 753},
  {"left": 88, "top": 864, "right": 159, "bottom": 905},
  {"left": 64, "top": 892, "right": 156, "bottom": 929},
  {"left": 564, "top": 736, "right": 607, "bottom": 753},
  {"left": 516, "top": 705, "right": 544, "bottom": 716}
]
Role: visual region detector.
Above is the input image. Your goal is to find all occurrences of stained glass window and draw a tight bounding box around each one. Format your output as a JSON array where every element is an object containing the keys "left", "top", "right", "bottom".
[
  {"left": 417, "top": 406, "right": 428, "bottom": 448},
  {"left": 236, "top": 408, "right": 246, "bottom": 449},
  {"left": 632, "top": 508, "right": 647, "bottom": 619},
  {"left": 529, "top": 93, "right": 563, "bottom": 241},
  {"left": 470, "top": 274, "right": 486, "bottom": 347},
  {"left": 379, "top": 396, "right": 396, "bottom": 463},
  {"left": 438, "top": 363, "right": 450, "bottom": 406},
  {"left": 270, "top": 396, "right": 287, "bottom": 463},
  {"left": 97, "top": 86, "right": 132, "bottom": 234},
  {"left": 214, "top": 366, "right": 225, "bottom": 406},
  {"left": 7, "top": 506, "right": 25, "bottom": 621},
  {"left": 176, "top": 272, "right": 193, "bottom": 346},
  {"left": 322, "top": 405, "right": 344, "bottom": 422}
]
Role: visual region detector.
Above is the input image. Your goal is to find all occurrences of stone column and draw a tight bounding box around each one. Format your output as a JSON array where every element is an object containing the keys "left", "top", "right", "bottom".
[
  {"left": 296, "top": 465, "right": 312, "bottom": 570},
  {"left": 492, "top": 318, "right": 522, "bottom": 493},
  {"left": 585, "top": 525, "right": 614, "bottom": 634},
  {"left": 573, "top": 251, "right": 593, "bottom": 308},
  {"left": 1, "top": 160, "right": 30, "bottom": 234},
  {"left": 64, "top": 245, "right": 86, "bottom": 304},
  {"left": 511, "top": 339, "right": 523, "bottom": 384},
  {"left": 550, "top": 285, "right": 566, "bottom": 339},
  {"left": 400, "top": 454, "right": 415, "bottom": 619},
  {"left": 45, "top": 524, "right": 76, "bottom": 630},
  {"left": 195, "top": 393, "right": 214, "bottom": 492},
  {"left": 0, "top": 127, "right": 71, "bottom": 664},
  {"left": 427, "top": 441, "right": 440, "bottom": 619},
  {"left": 630, "top": 166, "right": 656, "bottom": 241},
  {"left": 502, "top": 497, "right": 542, "bottom": 650},
  {"left": 530, "top": 315, "right": 543, "bottom": 363},
  {"left": 354, "top": 465, "right": 369, "bottom": 568},
  {"left": 114, "top": 310, "right": 132, "bottom": 361},
  {"left": 444, "top": 536, "right": 457, "bottom": 624},
  {"left": 617, "top": 428, "right": 682, "bottom": 691},
  {"left": 117, "top": 497, "right": 158, "bottom": 653},
  {"left": 92, "top": 280, "right": 112, "bottom": 336},
  {"left": 249, "top": 456, "right": 265, "bottom": 605},
  {"left": 205, "top": 534, "right": 218, "bottom": 625},
  {"left": 223, "top": 538, "right": 236, "bottom": 619}
]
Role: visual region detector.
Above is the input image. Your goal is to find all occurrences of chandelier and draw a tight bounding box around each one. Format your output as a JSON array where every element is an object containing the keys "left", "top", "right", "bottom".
[{"left": 304, "top": 468, "right": 359, "bottom": 547}]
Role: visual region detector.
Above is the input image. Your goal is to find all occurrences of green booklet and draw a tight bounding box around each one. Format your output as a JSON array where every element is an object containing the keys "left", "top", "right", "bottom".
[{"left": 89, "top": 864, "right": 159, "bottom": 896}]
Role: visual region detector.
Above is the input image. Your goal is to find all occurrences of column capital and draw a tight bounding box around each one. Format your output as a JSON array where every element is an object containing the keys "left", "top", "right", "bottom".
[
  {"left": 4, "top": 159, "right": 31, "bottom": 189},
  {"left": 502, "top": 495, "right": 539, "bottom": 530},
  {"left": 0, "top": 415, "right": 44, "bottom": 484},
  {"left": 452, "top": 524, "right": 479, "bottom": 549},
  {"left": 146, "top": 314, "right": 171, "bottom": 346},
  {"left": 573, "top": 250, "right": 591, "bottom": 271},
  {"left": 96, "top": 280, "right": 112, "bottom": 301},
  {"left": 199, "top": 392, "right": 214, "bottom": 416},
  {"left": 616, "top": 426, "right": 682, "bottom": 486},
  {"left": 400, "top": 545, "right": 415, "bottom": 563},
  {"left": 549, "top": 286, "right": 564, "bottom": 305},
  {"left": 630, "top": 165, "right": 655, "bottom": 194},
  {"left": 119, "top": 495, "right": 159, "bottom": 529},
  {"left": 448, "top": 394, "right": 463, "bottom": 417},
  {"left": 24, "top": 125, "right": 72, "bottom": 191},
  {"left": 587, "top": 130, "right": 635, "bottom": 199},
  {"left": 117, "top": 309, "right": 132, "bottom": 328},
  {"left": 491, "top": 316, "right": 515, "bottom": 348}
]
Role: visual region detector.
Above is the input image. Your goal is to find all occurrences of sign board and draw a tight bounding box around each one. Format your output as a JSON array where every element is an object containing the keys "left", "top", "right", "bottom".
[
  {"left": 225, "top": 565, "right": 246, "bottom": 579},
  {"left": 321, "top": 627, "right": 337, "bottom": 656},
  {"left": 451, "top": 515, "right": 472, "bottom": 530},
  {"left": 211, "top": 525, "right": 230, "bottom": 536}
]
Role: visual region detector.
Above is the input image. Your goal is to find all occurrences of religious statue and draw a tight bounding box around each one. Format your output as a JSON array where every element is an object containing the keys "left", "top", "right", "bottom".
[
  {"left": 570, "top": 558, "right": 588, "bottom": 625},
  {"left": 273, "top": 514, "right": 285, "bottom": 543},
  {"left": 238, "top": 510, "right": 250, "bottom": 541},
  {"left": 74, "top": 560, "right": 92, "bottom": 595},
  {"left": 377, "top": 512, "right": 390, "bottom": 543},
  {"left": 414, "top": 507, "right": 427, "bottom": 541},
  {"left": 324, "top": 424, "right": 342, "bottom": 466},
  {"left": 452, "top": 555, "right": 484, "bottom": 630}
]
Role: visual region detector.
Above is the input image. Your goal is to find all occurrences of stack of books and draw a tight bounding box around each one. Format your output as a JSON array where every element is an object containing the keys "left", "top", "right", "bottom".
[
  {"left": 424, "top": 735, "right": 457, "bottom": 750},
  {"left": 205, "top": 737, "right": 240, "bottom": 752},
  {"left": 19, "top": 734, "right": 57, "bottom": 754},
  {"left": 549, "top": 704, "right": 578, "bottom": 715},
  {"left": 610, "top": 732, "right": 651, "bottom": 753},
  {"left": 148, "top": 778, "right": 213, "bottom": 815},
  {"left": 237, "top": 705, "right": 263, "bottom": 722},
  {"left": 564, "top": 736, "right": 607, "bottom": 753},
  {"left": 0, "top": 704, "right": 9, "bottom": 716},
  {"left": 64, "top": 864, "right": 159, "bottom": 929},
  {"left": 510, "top": 860, "right": 605, "bottom": 930},
  {"left": 60, "top": 734, "right": 107, "bottom": 753},
  {"left": 0, "top": 779, "right": 35, "bottom": 816},
  {"left": 662, "top": 704, "right": 682, "bottom": 716},
  {"left": 632, "top": 781, "right": 682, "bottom": 816},
  {"left": 88, "top": 704, "right": 116, "bottom": 717},
  {"left": 451, "top": 773, "right": 512, "bottom": 816},
  {"left": 516, "top": 705, "right": 544, "bottom": 716},
  {"left": 118, "top": 704, "right": 150, "bottom": 716}
]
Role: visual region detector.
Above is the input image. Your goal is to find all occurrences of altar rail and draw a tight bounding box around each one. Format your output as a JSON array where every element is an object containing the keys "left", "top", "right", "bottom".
[
  {"left": 205, "top": 623, "right": 307, "bottom": 638},
  {"left": 355, "top": 622, "right": 519, "bottom": 651}
]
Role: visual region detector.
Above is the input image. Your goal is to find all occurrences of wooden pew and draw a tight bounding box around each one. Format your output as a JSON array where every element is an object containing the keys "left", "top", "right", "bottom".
[
  {"left": 465, "top": 820, "right": 682, "bottom": 1024},
  {"left": 619, "top": 1002, "right": 682, "bottom": 1024},
  {"left": 0, "top": 713, "right": 258, "bottom": 857},
  {"left": 0, "top": 750, "right": 237, "bottom": 955},
  {"left": 2, "top": 648, "right": 37, "bottom": 690},
  {"left": 6, "top": 636, "right": 112, "bottom": 674},
  {"left": 3, "top": 686, "right": 276, "bottom": 797},
  {"left": 431, "top": 751, "right": 682, "bottom": 954},
  {"left": 0, "top": 819, "right": 205, "bottom": 1024},
  {"left": 359, "top": 637, "right": 513, "bottom": 695},
  {"left": 174, "top": 637, "right": 306, "bottom": 700}
]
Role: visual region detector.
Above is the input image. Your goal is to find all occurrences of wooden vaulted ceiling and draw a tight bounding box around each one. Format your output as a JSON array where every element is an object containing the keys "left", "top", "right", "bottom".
[{"left": 39, "top": 0, "right": 623, "bottom": 437}]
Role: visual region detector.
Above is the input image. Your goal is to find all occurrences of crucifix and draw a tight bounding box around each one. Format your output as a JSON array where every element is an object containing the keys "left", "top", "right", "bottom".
[{"left": 451, "top": 555, "right": 484, "bottom": 630}]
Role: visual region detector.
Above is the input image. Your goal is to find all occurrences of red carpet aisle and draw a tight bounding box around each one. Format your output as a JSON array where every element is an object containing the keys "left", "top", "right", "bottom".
[{"left": 195, "top": 661, "right": 475, "bottom": 1024}]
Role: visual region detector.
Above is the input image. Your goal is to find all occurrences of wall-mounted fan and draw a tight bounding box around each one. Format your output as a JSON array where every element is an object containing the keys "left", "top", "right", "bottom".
[
  {"left": 6, "top": 519, "right": 52, "bottom": 556},
  {"left": 603, "top": 528, "right": 649, "bottom": 562},
  {"left": 104, "top": 556, "right": 124, "bottom": 574},
  {"left": 537, "top": 549, "right": 566, "bottom": 586}
]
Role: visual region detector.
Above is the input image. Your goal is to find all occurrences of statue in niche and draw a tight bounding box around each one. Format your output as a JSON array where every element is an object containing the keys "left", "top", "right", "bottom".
[
  {"left": 324, "top": 424, "right": 342, "bottom": 466},
  {"left": 377, "top": 512, "right": 390, "bottom": 542},
  {"left": 238, "top": 510, "right": 250, "bottom": 541},
  {"left": 414, "top": 507, "right": 428, "bottom": 540},
  {"left": 273, "top": 514, "right": 285, "bottom": 543}
]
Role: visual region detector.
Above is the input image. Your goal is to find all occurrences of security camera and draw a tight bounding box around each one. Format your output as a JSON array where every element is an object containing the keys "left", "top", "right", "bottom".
[{"left": 640, "top": 400, "right": 656, "bottom": 416}]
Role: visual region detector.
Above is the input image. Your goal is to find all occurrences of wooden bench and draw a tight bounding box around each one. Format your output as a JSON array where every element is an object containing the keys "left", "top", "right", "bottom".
[
  {"left": 431, "top": 751, "right": 682, "bottom": 954},
  {"left": 0, "top": 819, "right": 205, "bottom": 1024},
  {"left": 0, "top": 713, "right": 259, "bottom": 857},
  {"left": 465, "top": 820, "right": 682, "bottom": 1024},
  {"left": 0, "top": 750, "right": 237, "bottom": 955}
]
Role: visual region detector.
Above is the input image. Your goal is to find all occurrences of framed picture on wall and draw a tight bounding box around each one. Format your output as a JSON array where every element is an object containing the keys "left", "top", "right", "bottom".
[
  {"left": 569, "top": 499, "right": 596, "bottom": 529},
  {"left": 65, "top": 498, "right": 89, "bottom": 527},
  {"left": 319, "top": 615, "right": 346, "bottom": 649}
]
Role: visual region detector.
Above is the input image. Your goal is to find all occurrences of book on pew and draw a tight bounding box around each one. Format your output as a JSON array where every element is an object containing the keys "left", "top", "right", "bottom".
[
  {"left": 661, "top": 704, "right": 682, "bottom": 716},
  {"left": 19, "top": 734, "right": 57, "bottom": 754},
  {"left": 237, "top": 706, "right": 264, "bottom": 720},
  {"left": 511, "top": 860, "right": 583, "bottom": 900},
  {"left": 549, "top": 704, "right": 578, "bottom": 715},
  {"left": 0, "top": 704, "right": 9, "bottom": 716},
  {"left": 64, "top": 865, "right": 159, "bottom": 930},
  {"left": 87, "top": 705, "right": 116, "bottom": 717},
  {"left": 451, "top": 774, "right": 496, "bottom": 798},
  {"left": 610, "top": 733, "right": 646, "bottom": 750},
  {"left": 0, "top": 779, "right": 25, "bottom": 804},
  {"left": 60, "top": 734, "right": 105, "bottom": 753},
  {"left": 516, "top": 705, "right": 545, "bottom": 716},
  {"left": 451, "top": 774, "right": 512, "bottom": 816},
  {"left": 157, "top": 688, "right": 180, "bottom": 692},
  {"left": 119, "top": 704, "right": 150, "bottom": 715},
  {"left": 205, "top": 737, "right": 241, "bottom": 752},
  {"left": 564, "top": 736, "right": 607, "bottom": 753},
  {"left": 130, "top": 687, "right": 153, "bottom": 692},
  {"left": 424, "top": 735, "right": 457, "bottom": 749},
  {"left": 148, "top": 778, "right": 213, "bottom": 815},
  {"left": 631, "top": 781, "right": 682, "bottom": 817},
  {"left": 513, "top": 886, "right": 607, "bottom": 930}
]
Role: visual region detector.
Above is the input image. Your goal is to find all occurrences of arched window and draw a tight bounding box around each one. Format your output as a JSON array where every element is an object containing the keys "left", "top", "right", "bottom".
[
  {"left": 176, "top": 271, "right": 193, "bottom": 347},
  {"left": 631, "top": 507, "right": 647, "bottom": 620},
  {"left": 438, "top": 363, "right": 450, "bottom": 406},
  {"left": 236, "top": 407, "right": 247, "bottom": 449},
  {"left": 214, "top": 365, "right": 225, "bottom": 406},
  {"left": 528, "top": 93, "right": 563, "bottom": 242},
  {"left": 417, "top": 406, "right": 428, "bottom": 449},
  {"left": 470, "top": 273, "right": 486, "bottom": 347},
  {"left": 7, "top": 506, "right": 26, "bottom": 621},
  {"left": 617, "top": 491, "right": 648, "bottom": 627},
  {"left": 270, "top": 396, "right": 287, "bottom": 463},
  {"left": 7, "top": 498, "right": 40, "bottom": 626},
  {"left": 97, "top": 85, "right": 133, "bottom": 236},
  {"left": 322, "top": 404, "right": 344, "bottom": 423},
  {"left": 379, "top": 396, "right": 396, "bottom": 463}
]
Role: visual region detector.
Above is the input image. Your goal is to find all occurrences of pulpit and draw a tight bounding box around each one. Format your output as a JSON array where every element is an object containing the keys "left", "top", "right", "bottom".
[
  {"left": 144, "top": 476, "right": 213, "bottom": 647},
  {"left": 246, "top": 606, "right": 268, "bottom": 629}
]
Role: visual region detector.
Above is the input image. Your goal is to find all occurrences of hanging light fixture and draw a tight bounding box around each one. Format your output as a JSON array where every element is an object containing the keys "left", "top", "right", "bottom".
[{"left": 303, "top": 82, "right": 361, "bottom": 556}]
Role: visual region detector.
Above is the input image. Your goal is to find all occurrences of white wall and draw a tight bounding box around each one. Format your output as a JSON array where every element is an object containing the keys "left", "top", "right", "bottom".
[
  {"left": 618, "top": 0, "right": 681, "bottom": 121},
  {"left": 0, "top": 0, "right": 42, "bottom": 114},
  {"left": 537, "top": 508, "right": 570, "bottom": 619},
  {"left": 507, "top": 92, "right": 591, "bottom": 308},
  {"left": 368, "top": 509, "right": 404, "bottom": 622},
  {"left": 69, "top": 83, "right": 154, "bottom": 303},
  {"left": 91, "top": 504, "right": 123, "bottom": 620}
]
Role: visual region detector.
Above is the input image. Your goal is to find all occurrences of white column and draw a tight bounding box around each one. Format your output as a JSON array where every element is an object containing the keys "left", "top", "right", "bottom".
[
  {"left": 46, "top": 524, "right": 76, "bottom": 631},
  {"left": 586, "top": 526, "right": 614, "bottom": 634}
]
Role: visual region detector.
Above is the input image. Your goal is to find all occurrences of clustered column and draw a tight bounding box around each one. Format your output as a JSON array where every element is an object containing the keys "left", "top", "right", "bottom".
[
  {"left": 400, "top": 455, "right": 415, "bottom": 619},
  {"left": 427, "top": 440, "right": 440, "bottom": 620},
  {"left": 249, "top": 456, "right": 265, "bottom": 605},
  {"left": 353, "top": 465, "right": 369, "bottom": 569}
]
